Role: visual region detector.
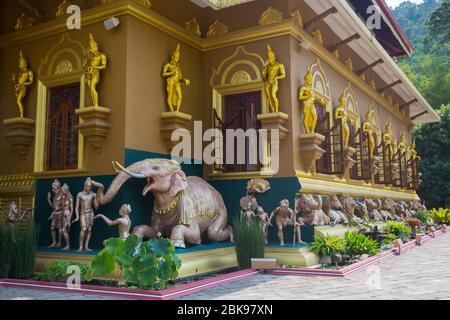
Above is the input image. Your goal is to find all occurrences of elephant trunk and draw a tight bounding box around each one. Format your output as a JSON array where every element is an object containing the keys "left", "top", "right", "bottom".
[{"left": 97, "top": 160, "right": 149, "bottom": 205}]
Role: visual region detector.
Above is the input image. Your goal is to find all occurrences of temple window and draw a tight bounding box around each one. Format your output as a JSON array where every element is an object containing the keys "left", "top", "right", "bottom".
[{"left": 45, "top": 84, "right": 80, "bottom": 171}]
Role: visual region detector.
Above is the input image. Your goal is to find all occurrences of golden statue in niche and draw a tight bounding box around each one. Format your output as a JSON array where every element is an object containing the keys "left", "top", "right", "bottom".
[
  {"left": 11, "top": 51, "right": 34, "bottom": 118},
  {"left": 410, "top": 141, "right": 417, "bottom": 160},
  {"left": 299, "top": 66, "right": 326, "bottom": 134},
  {"left": 398, "top": 131, "right": 408, "bottom": 155},
  {"left": 162, "top": 44, "right": 191, "bottom": 112},
  {"left": 262, "top": 45, "right": 286, "bottom": 113},
  {"left": 383, "top": 119, "right": 395, "bottom": 157},
  {"left": 83, "top": 33, "right": 107, "bottom": 107},
  {"left": 334, "top": 95, "right": 351, "bottom": 148},
  {"left": 363, "top": 109, "right": 376, "bottom": 157}
]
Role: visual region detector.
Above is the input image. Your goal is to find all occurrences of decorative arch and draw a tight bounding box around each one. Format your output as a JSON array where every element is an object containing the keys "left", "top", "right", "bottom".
[
  {"left": 39, "top": 33, "right": 86, "bottom": 76},
  {"left": 310, "top": 59, "right": 331, "bottom": 99},
  {"left": 366, "top": 102, "right": 381, "bottom": 134},
  {"left": 341, "top": 84, "right": 360, "bottom": 127},
  {"left": 210, "top": 45, "right": 265, "bottom": 87}
]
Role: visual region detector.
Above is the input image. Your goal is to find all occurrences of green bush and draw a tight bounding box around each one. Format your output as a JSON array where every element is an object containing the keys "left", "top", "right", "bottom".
[
  {"left": 430, "top": 208, "right": 450, "bottom": 224},
  {"left": 9, "top": 224, "right": 38, "bottom": 279},
  {"left": 413, "top": 210, "right": 432, "bottom": 223},
  {"left": 383, "top": 221, "right": 412, "bottom": 242},
  {"left": 87, "top": 236, "right": 181, "bottom": 290},
  {"left": 233, "top": 219, "right": 265, "bottom": 269},
  {"left": 34, "top": 261, "right": 90, "bottom": 282},
  {"left": 344, "top": 232, "right": 379, "bottom": 259},
  {"left": 0, "top": 224, "right": 14, "bottom": 278},
  {"left": 310, "top": 234, "right": 345, "bottom": 257}
]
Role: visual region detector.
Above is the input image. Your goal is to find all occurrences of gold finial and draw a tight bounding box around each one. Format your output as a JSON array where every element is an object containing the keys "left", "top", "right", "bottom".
[
  {"left": 18, "top": 51, "right": 26, "bottom": 64},
  {"left": 89, "top": 33, "right": 98, "bottom": 47}
]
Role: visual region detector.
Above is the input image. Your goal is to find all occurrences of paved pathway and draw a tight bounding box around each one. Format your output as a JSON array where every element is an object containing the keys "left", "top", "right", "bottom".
[
  {"left": 1, "top": 232, "right": 450, "bottom": 300},
  {"left": 180, "top": 231, "right": 450, "bottom": 300}
]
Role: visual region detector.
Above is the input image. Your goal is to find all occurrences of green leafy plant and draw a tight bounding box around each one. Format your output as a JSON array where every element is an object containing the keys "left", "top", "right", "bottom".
[
  {"left": 413, "top": 210, "right": 432, "bottom": 223},
  {"left": 0, "top": 224, "right": 14, "bottom": 278},
  {"left": 383, "top": 221, "right": 412, "bottom": 242},
  {"left": 233, "top": 219, "right": 265, "bottom": 269},
  {"left": 430, "top": 208, "right": 450, "bottom": 224},
  {"left": 87, "top": 235, "right": 181, "bottom": 290},
  {"left": 9, "top": 223, "right": 39, "bottom": 279},
  {"left": 310, "top": 234, "right": 345, "bottom": 258},
  {"left": 34, "top": 261, "right": 89, "bottom": 282},
  {"left": 344, "top": 232, "right": 379, "bottom": 259},
  {"left": 347, "top": 214, "right": 375, "bottom": 233}
]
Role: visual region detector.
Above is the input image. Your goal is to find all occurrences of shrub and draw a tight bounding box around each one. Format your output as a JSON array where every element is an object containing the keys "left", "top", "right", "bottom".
[
  {"left": 413, "top": 210, "right": 432, "bottom": 223},
  {"left": 233, "top": 219, "right": 265, "bottom": 269},
  {"left": 405, "top": 218, "right": 421, "bottom": 229},
  {"left": 9, "top": 223, "right": 38, "bottom": 279},
  {"left": 87, "top": 235, "right": 182, "bottom": 290},
  {"left": 310, "top": 234, "right": 345, "bottom": 258},
  {"left": 344, "top": 232, "right": 379, "bottom": 259},
  {"left": 383, "top": 221, "right": 412, "bottom": 242},
  {"left": 430, "top": 208, "right": 450, "bottom": 224},
  {"left": 0, "top": 224, "right": 14, "bottom": 278},
  {"left": 34, "top": 261, "right": 90, "bottom": 282}
]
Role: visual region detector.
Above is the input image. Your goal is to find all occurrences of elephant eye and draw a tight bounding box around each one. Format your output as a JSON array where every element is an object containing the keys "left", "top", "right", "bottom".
[{"left": 152, "top": 166, "right": 160, "bottom": 171}]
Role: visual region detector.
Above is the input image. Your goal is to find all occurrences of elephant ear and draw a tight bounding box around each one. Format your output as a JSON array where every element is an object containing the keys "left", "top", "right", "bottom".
[{"left": 169, "top": 171, "right": 188, "bottom": 198}]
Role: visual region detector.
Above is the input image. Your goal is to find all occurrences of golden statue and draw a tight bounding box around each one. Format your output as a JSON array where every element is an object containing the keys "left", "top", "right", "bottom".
[
  {"left": 398, "top": 131, "right": 408, "bottom": 155},
  {"left": 363, "top": 110, "right": 376, "bottom": 157},
  {"left": 410, "top": 141, "right": 417, "bottom": 160},
  {"left": 83, "top": 33, "right": 107, "bottom": 107},
  {"left": 383, "top": 119, "right": 395, "bottom": 157},
  {"left": 299, "top": 66, "right": 326, "bottom": 134},
  {"left": 11, "top": 51, "right": 34, "bottom": 118},
  {"left": 162, "top": 44, "right": 190, "bottom": 112},
  {"left": 334, "top": 95, "right": 350, "bottom": 148},
  {"left": 262, "top": 45, "right": 286, "bottom": 113}
]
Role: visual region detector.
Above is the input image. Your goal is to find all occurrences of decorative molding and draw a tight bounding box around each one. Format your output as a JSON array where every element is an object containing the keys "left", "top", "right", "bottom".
[
  {"left": 291, "top": 9, "right": 303, "bottom": 28},
  {"left": 312, "top": 28, "right": 323, "bottom": 45},
  {"left": 207, "top": 20, "right": 229, "bottom": 38},
  {"left": 259, "top": 6, "right": 283, "bottom": 26},
  {"left": 345, "top": 57, "right": 354, "bottom": 72},
  {"left": 54, "top": 60, "right": 74, "bottom": 74},
  {"left": 185, "top": 18, "right": 202, "bottom": 37},
  {"left": 0, "top": 173, "right": 35, "bottom": 190},
  {"left": 15, "top": 12, "right": 34, "bottom": 31},
  {"left": 75, "top": 106, "right": 112, "bottom": 153},
  {"left": 2, "top": 118, "right": 35, "bottom": 160},
  {"left": 201, "top": 0, "right": 254, "bottom": 10},
  {"left": 102, "top": 0, "right": 151, "bottom": 8},
  {"left": 56, "top": 0, "right": 73, "bottom": 18},
  {"left": 230, "top": 70, "right": 252, "bottom": 85}
]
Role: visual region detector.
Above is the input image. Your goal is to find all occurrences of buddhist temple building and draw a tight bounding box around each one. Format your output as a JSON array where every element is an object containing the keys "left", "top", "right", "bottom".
[{"left": 0, "top": 0, "right": 440, "bottom": 272}]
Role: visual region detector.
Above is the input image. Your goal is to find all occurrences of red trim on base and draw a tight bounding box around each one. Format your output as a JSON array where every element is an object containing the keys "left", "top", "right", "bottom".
[
  {"left": 0, "top": 269, "right": 259, "bottom": 300},
  {"left": 270, "top": 230, "right": 444, "bottom": 277}
]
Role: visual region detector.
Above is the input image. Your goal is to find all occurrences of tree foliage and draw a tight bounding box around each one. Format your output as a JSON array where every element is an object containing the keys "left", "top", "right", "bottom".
[{"left": 393, "top": 1, "right": 450, "bottom": 208}]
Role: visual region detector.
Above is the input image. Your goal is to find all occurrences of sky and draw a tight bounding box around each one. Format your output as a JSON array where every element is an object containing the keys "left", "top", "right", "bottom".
[{"left": 385, "top": 0, "right": 424, "bottom": 8}]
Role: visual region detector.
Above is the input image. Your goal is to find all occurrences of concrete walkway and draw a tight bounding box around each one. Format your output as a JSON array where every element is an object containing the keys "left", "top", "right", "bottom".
[{"left": 1, "top": 232, "right": 450, "bottom": 300}]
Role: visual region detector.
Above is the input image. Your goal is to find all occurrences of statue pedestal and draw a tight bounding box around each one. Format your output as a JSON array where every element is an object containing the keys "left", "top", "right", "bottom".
[
  {"left": 75, "top": 106, "right": 111, "bottom": 153},
  {"left": 299, "top": 133, "right": 326, "bottom": 174},
  {"left": 342, "top": 146, "right": 356, "bottom": 179},
  {"left": 160, "top": 112, "right": 193, "bottom": 152},
  {"left": 363, "top": 155, "right": 380, "bottom": 180},
  {"left": 3, "top": 117, "right": 35, "bottom": 159},
  {"left": 257, "top": 112, "right": 289, "bottom": 141}
]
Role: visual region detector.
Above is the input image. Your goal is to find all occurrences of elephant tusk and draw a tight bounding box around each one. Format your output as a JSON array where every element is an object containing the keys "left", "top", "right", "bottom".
[{"left": 113, "top": 161, "right": 146, "bottom": 179}]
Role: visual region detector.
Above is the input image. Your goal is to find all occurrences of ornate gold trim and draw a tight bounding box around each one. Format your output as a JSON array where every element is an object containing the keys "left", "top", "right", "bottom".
[{"left": 259, "top": 6, "right": 283, "bottom": 26}]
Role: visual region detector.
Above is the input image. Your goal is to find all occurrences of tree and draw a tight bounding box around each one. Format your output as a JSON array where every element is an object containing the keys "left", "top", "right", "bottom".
[
  {"left": 426, "top": 0, "right": 450, "bottom": 45},
  {"left": 413, "top": 105, "right": 450, "bottom": 208}
]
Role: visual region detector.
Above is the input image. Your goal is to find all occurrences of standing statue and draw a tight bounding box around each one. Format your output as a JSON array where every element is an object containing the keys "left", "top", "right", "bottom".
[
  {"left": 256, "top": 206, "right": 271, "bottom": 245},
  {"left": 262, "top": 45, "right": 286, "bottom": 113},
  {"left": 162, "top": 44, "right": 191, "bottom": 112},
  {"left": 299, "top": 66, "right": 326, "bottom": 134},
  {"left": 11, "top": 51, "right": 34, "bottom": 118},
  {"left": 73, "top": 178, "right": 99, "bottom": 252},
  {"left": 95, "top": 204, "right": 132, "bottom": 239},
  {"left": 269, "top": 200, "right": 304, "bottom": 246},
  {"left": 93, "top": 159, "right": 233, "bottom": 248},
  {"left": 398, "top": 131, "right": 408, "bottom": 155},
  {"left": 83, "top": 33, "right": 107, "bottom": 107},
  {"left": 383, "top": 120, "right": 395, "bottom": 158},
  {"left": 47, "top": 179, "right": 64, "bottom": 248},
  {"left": 61, "top": 183, "right": 74, "bottom": 250},
  {"left": 7, "top": 202, "right": 33, "bottom": 231},
  {"left": 363, "top": 110, "right": 376, "bottom": 157},
  {"left": 334, "top": 95, "right": 351, "bottom": 148},
  {"left": 241, "top": 200, "right": 256, "bottom": 223}
]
